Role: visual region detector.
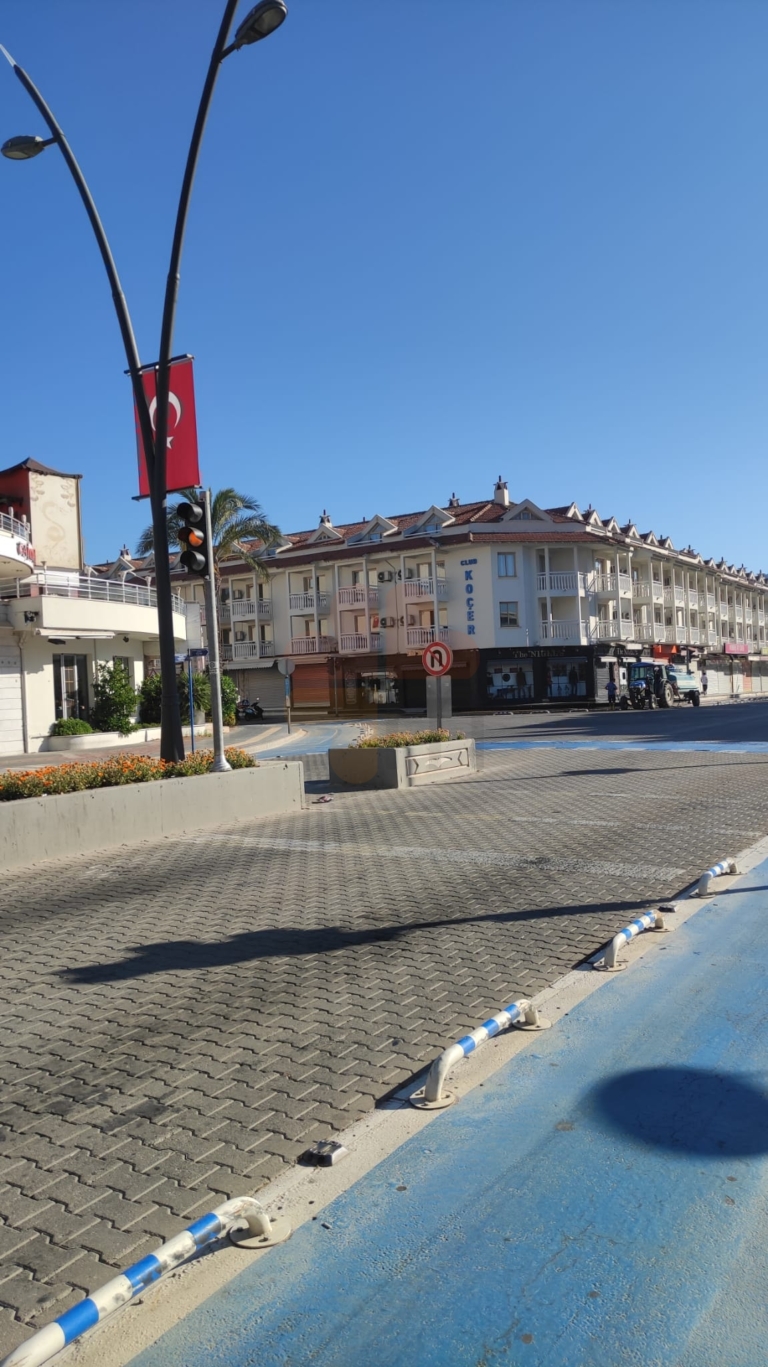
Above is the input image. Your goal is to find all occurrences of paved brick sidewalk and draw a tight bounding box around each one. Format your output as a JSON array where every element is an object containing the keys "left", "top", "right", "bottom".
[{"left": 1, "top": 745, "right": 768, "bottom": 1353}]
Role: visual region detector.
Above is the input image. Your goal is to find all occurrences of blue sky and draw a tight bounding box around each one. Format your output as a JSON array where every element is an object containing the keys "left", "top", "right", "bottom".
[{"left": 0, "top": 1, "right": 766, "bottom": 568}]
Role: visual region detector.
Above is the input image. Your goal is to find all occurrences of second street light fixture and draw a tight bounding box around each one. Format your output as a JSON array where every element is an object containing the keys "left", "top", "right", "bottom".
[{"left": 0, "top": 1, "right": 287, "bottom": 762}]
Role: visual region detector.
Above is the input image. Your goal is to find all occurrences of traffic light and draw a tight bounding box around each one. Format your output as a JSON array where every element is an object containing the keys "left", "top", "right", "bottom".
[{"left": 177, "top": 501, "right": 207, "bottom": 575}]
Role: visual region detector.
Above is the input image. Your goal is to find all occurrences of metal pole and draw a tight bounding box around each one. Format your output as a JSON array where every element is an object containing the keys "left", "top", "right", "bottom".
[
  {"left": 187, "top": 655, "right": 196, "bottom": 754},
  {"left": 0, "top": 46, "right": 185, "bottom": 763},
  {"left": 285, "top": 674, "right": 292, "bottom": 734},
  {"left": 151, "top": 0, "right": 239, "bottom": 758},
  {"left": 203, "top": 489, "right": 231, "bottom": 772},
  {"left": 436, "top": 674, "right": 442, "bottom": 731}
]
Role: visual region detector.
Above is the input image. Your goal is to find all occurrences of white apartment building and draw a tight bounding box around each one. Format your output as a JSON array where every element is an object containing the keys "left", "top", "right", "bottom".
[
  {"left": 110, "top": 477, "right": 768, "bottom": 715},
  {"left": 0, "top": 460, "right": 187, "bottom": 753}
]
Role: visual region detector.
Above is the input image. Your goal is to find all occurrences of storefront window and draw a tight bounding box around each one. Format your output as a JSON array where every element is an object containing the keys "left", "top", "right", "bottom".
[
  {"left": 487, "top": 659, "right": 532, "bottom": 701},
  {"left": 545, "top": 657, "right": 588, "bottom": 699},
  {"left": 53, "top": 654, "right": 90, "bottom": 721},
  {"left": 360, "top": 672, "right": 401, "bottom": 706}
]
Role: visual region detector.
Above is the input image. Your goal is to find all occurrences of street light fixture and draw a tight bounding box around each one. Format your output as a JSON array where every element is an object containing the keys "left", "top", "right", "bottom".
[
  {"left": 229, "top": 0, "right": 288, "bottom": 51},
  {"left": 1, "top": 133, "right": 55, "bottom": 159},
  {"left": 0, "top": 2, "right": 287, "bottom": 762}
]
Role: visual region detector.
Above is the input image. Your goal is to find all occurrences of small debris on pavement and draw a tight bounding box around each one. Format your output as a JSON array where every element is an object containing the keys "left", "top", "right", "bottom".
[{"left": 302, "top": 1140, "right": 348, "bottom": 1166}]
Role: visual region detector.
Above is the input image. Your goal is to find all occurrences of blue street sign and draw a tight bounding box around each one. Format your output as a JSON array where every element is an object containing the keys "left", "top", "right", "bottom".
[{"left": 188, "top": 648, "right": 209, "bottom": 657}]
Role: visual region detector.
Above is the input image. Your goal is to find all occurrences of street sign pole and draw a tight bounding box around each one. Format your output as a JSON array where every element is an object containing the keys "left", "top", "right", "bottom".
[
  {"left": 285, "top": 674, "right": 292, "bottom": 734},
  {"left": 188, "top": 655, "right": 195, "bottom": 754},
  {"left": 436, "top": 674, "right": 442, "bottom": 731},
  {"left": 422, "top": 641, "right": 453, "bottom": 730}
]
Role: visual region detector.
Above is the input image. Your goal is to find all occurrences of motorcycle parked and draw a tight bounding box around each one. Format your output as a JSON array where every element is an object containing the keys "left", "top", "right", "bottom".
[{"left": 236, "top": 697, "right": 264, "bottom": 723}]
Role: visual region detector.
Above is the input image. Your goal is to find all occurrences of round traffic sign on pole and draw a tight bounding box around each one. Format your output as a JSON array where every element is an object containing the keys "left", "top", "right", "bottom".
[
  {"left": 422, "top": 641, "right": 453, "bottom": 677},
  {"left": 277, "top": 658, "right": 296, "bottom": 675}
]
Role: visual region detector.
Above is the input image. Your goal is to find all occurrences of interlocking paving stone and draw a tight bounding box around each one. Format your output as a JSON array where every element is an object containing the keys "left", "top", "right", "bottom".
[{"left": 2, "top": 742, "right": 768, "bottom": 1350}]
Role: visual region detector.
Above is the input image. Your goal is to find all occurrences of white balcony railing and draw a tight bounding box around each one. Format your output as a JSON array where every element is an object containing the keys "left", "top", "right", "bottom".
[
  {"left": 403, "top": 578, "right": 449, "bottom": 600},
  {"left": 339, "top": 633, "right": 382, "bottom": 652},
  {"left": 633, "top": 623, "right": 656, "bottom": 642},
  {"left": 688, "top": 591, "right": 699, "bottom": 608},
  {"left": 632, "top": 580, "right": 651, "bottom": 599},
  {"left": 663, "top": 588, "right": 674, "bottom": 606},
  {"left": 405, "top": 626, "right": 450, "bottom": 646},
  {"left": 708, "top": 630, "right": 719, "bottom": 646},
  {"left": 0, "top": 511, "right": 30, "bottom": 541},
  {"left": 707, "top": 594, "right": 716, "bottom": 610},
  {"left": 290, "top": 635, "right": 337, "bottom": 654},
  {"left": 536, "top": 572, "right": 579, "bottom": 593},
  {"left": 231, "top": 598, "right": 254, "bottom": 617},
  {"left": 540, "top": 619, "right": 583, "bottom": 640},
  {"left": 337, "top": 586, "right": 379, "bottom": 606},
  {"left": 289, "top": 592, "right": 330, "bottom": 612},
  {"left": 0, "top": 570, "right": 185, "bottom": 615},
  {"left": 589, "top": 620, "right": 621, "bottom": 641},
  {"left": 589, "top": 573, "right": 631, "bottom": 596}
]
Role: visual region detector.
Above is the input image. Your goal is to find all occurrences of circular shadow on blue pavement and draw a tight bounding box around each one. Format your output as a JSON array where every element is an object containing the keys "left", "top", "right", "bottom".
[{"left": 588, "top": 1067, "right": 768, "bottom": 1156}]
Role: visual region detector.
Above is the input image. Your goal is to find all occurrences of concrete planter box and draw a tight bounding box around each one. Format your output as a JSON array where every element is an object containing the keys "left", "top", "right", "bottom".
[
  {"left": 43, "top": 725, "right": 221, "bottom": 752},
  {"left": 0, "top": 762, "right": 304, "bottom": 870},
  {"left": 329, "top": 738, "right": 476, "bottom": 790}
]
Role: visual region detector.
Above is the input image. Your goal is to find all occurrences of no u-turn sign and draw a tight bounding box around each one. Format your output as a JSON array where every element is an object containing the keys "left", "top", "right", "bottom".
[{"left": 422, "top": 642, "right": 453, "bottom": 676}]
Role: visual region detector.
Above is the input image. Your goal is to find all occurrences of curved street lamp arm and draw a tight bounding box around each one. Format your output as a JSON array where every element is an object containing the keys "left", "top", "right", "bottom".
[
  {"left": 153, "top": 0, "right": 240, "bottom": 501},
  {"left": 0, "top": 45, "right": 156, "bottom": 480}
]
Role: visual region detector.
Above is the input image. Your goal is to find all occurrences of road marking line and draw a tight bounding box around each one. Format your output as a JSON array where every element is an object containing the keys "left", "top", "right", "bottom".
[{"left": 191, "top": 833, "right": 683, "bottom": 880}]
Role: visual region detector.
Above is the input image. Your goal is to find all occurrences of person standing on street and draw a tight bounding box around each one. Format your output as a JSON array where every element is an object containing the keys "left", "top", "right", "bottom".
[
  {"left": 606, "top": 678, "right": 618, "bottom": 710},
  {"left": 701, "top": 667, "right": 708, "bottom": 696}
]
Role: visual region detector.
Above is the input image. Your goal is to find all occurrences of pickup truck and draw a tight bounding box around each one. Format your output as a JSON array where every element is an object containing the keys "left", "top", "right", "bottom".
[{"left": 622, "top": 661, "right": 701, "bottom": 709}]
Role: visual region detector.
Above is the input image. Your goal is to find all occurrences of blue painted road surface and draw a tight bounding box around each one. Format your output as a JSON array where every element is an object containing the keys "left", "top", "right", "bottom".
[
  {"left": 478, "top": 737, "right": 768, "bottom": 752},
  {"left": 133, "top": 860, "right": 768, "bottom": 1367}
]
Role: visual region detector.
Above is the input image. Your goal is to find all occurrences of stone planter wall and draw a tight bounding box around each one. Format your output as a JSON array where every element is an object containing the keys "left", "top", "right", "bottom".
[
  {"left": 0, "top": 761, "right": 304, "bottom": 870},
  {"left": 43, "top": 725, "right": 221, "bottom": 752},
  {"left": 328, "top": 738, "right": 476, "bottom": 790}
]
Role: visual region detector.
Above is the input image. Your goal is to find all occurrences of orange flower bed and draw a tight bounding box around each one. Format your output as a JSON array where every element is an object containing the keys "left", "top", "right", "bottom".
[{"left": 0, "top": 748, "right": 255, "bottom": 802}]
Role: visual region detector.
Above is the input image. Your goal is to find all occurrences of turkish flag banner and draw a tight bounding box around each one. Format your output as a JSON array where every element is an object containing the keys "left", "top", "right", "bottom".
[{"left": 135, "top": 356, "right": 201, "bottom": 498}]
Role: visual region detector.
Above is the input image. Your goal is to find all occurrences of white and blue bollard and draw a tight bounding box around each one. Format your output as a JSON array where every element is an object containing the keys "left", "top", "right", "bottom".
[
  {"left": 696, "top": 858, "right": 737, "bottom": 897},
  {"left": 0, "top": 1197, "right": 290, "bottom": 1367},
  {"left": 594, "top": 909, "right": 667, "bottom": 973},
  {"left": 411, "top": 999, "right": 551, "bottom": 1110}
]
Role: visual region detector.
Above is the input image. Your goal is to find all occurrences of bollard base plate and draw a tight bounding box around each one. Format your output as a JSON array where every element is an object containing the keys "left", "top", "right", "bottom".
[
  {"left": 516, "top": 1017, "right": 552, "bottom": 1031},
  {"left": 409, "top": 1088, "right": 456, "bottom": 1111},
  {"left": 593, "top": 961, "right": 627, "bottom": 972},
  {"left": 229, "top": 1215, "right": 292, "bottom": 1250}
]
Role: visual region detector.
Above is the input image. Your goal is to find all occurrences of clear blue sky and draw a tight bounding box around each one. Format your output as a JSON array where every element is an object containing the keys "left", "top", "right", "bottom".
[{"left": 0, "top": 1, "right": 766, "bottom": 568}]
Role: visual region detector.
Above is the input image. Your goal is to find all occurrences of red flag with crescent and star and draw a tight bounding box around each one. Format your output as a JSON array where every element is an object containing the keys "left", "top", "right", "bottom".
[{"left": 134, "top": 356, "right": 201, "bottom": 498}]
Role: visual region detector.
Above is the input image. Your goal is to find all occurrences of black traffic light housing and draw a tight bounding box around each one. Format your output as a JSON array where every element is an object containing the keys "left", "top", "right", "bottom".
[{"left": 178, "top": 501, "right": 207, "bottom": 575}]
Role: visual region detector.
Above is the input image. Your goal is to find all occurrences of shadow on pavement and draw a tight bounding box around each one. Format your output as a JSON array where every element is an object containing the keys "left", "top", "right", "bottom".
[
  {"left": 61, "top": 895, "right": 655, "bottom": 983},
  {"left": 588, "top": 1066, "right": 768, "bottom": 1156}
]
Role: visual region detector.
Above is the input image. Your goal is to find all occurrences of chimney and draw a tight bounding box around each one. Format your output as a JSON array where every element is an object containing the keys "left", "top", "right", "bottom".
[
  {"left": 319, "top": 510, "right": 332, "bottom": 527},
  {"left": 493, "top": 476, "right": 509, "bottom": 507},
  {"left": 447, "top": 492, "right": 460, "bottom": 508},
  {"left": 119, "top": 544, "right": 132, "bottom": 560}
]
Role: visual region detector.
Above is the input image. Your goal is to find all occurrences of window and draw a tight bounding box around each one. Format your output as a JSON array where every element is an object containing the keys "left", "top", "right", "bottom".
[
  {"left": 487, "top": 659, "right": 532, "bottom": 701},
  {"left": 499, "top": 601, "right": 519, "bottom": 628},
  {"left": 113, "top": 656, "right": 131, "bottom": 682},
  {"left": 53, "top": 654, "right": 90, "bottom": 721},
  {"left": 497, "top": 553, "right": 516, "bottom": 578}
]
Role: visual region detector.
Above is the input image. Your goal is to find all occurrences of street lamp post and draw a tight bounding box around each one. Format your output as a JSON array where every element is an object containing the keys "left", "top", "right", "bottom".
[{"left": 1, "top": 0, "right": 287, "bottom": 761}]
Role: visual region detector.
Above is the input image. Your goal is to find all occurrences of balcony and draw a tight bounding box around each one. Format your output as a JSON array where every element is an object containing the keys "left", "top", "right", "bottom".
[
  {"left": 540, "top": 619, "right": 583, "bottom": 640},
  {"left": 590, "top": 620, "right": 621, "bottom": 641},
  {"left": 537, "top": 572, "right": 580, "bottom": 593},
  {"left": 289, "top": 592, "right": 330, "bottom": 612},
  {"left": 589, "top": 573, "right": 632, "bottom": 596},
  {"left": 228, "top": 597, "right": 272, "bottom": 620},
  {"left": 222, "top": 641, "right": 274, "bottom": 662},
  {"left": 403, "top": 578, "right": 449, "bottom": 600},
  {"left": 632, "top": 580, "right": 651, "bottom": 599},
  {"left": 339, "top": 633, "right": 382, "bottom": 652},
  {"left": 290, "top": 635, "right": 337, "bottom": 654},
  {"left": 708, "top": 630, "right": 719, "bottom": 646},
  {"left": 0, "top": 570, "right": 186, "bottom": 615},
  {"left": 405, "top": 626, "right": 450, "bottom": 646},
  {"left": 707, "top": 594, "right": 716, "bottom": 610},
  {"left": 688, "top": 591, "right": 699, "bottom": 609},
  {"left": 337, "top": 586, "right": 378, "bottom": 606},
  {"left": 0, "top": 511, "right": 35, "bottom": 579}
]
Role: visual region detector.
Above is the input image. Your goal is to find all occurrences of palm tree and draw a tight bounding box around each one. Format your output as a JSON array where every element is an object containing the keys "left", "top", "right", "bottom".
[{"left": 136, "top": 488, "right": 281, "bottom": 579}]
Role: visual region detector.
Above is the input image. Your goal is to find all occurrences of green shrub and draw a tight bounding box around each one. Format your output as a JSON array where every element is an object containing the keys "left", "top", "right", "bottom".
[
  {"left": 178, "top": 671, "right": 211, "bottom": 722},
  {"left": 139, "top": 668, "right": 237, "bottom": 726},
  {"left": 219, "top": 672, "right": 238, "bottom": 727},
  {"left": 91, "top": 661, "right": 138, "bottom": 735},
  {"left": 352, "top": 729, "right": 463, "bottom": 749},
  {"left": 50, "top": 718, "right": 93, "bottom": 736},
  {"left": 137, "top": 672, "right": 163, "bottom": 725}
]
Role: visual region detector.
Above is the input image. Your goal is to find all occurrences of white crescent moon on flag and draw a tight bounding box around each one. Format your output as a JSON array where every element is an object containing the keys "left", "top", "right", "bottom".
[{"left": 148, "top": 391, "right": 182, "bottom": 432}]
